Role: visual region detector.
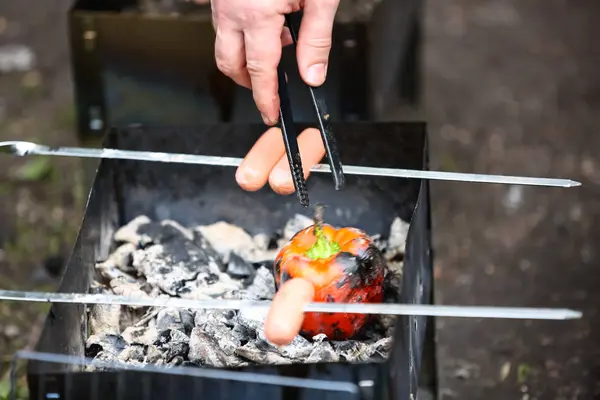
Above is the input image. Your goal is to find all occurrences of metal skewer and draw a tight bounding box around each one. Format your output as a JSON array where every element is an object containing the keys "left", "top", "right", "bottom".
[
  {"left": 0, "top": 141, "right": 581, "bottom": 187},
  {"left": 0, "top": 289, "right": 582, "bottom": 320}
]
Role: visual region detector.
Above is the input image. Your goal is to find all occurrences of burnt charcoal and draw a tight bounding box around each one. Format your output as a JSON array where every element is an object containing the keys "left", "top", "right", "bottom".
[
  {"left": 109, "top": 277, "right": 153, "bottom": 303},
  {"left": 332, "top": 341, "right": 373, "bottom": 362},
  {"left": 88, "top": 303, "right": 121, "bottom": 336},
  {"left": 192, "top": 270, "right": 242, "bottom": 297},
  {"left": 192, "top": 229, "right": 225, "bottom": 270},
  {"left": 386, "top": 217, "right": 410, "bottom": 260},
  {"left": 227, "top": 252, "right": 255, "bottom": 280},
  {"left": 221, "top": 289, "right": 262, "bottom": 301},
  {"left": 154, "top": 329, "right": 190, "bottom": 362},
  {"left": 154, "top": 308, "right": 194, "bottom": 335},
  {"left": 86, "top": 334, "right": 127, "bottom": 358},
  {"left": 246, "top": 266, "right": 276, "bottom": 299},
  {"left": 88, "top": 286, "right": 121, "bottom": 336},
  {"left": 373, "top": 337, "right": 393, "bottom": 355},
  {"left": 195, "top": 309, "right": 235, "bottom": 328},
  {"left": 188, "top": 327, "right": 229, "bottom": 367},
  {"left": 236, "top": 307, "right": 268, "bottom": 332},
  {"left": 113, "top": 215, "right": 153, "bottom": 246},
  {"left": 195, "top": 222, "right": 257, "bottom": 263},
  {"left": 145, "top": 345, "right": 164, "bottom": 363},
  {"left": 370, "top": 234, "right": 388, "bottom": 253},
  {"left": 122, "top": 325, "right": 158, "bottom": 346},
  {"left": 180, "top": 309, "right": 195, "bottom": 333},
  {"left": 312, "top": 333, "right": 328, "bottom": 343},
  {"left": 283, "top": 214, "right": 313, "bottom": 241},
  {"left": 306, "top": 342, "right": 340, "bottom": 363},
  {"left": 156, "top": 308, "right": 185, "bottom": 333},
  {"left": 95, "top": 260, "right": 135, "bottom": 283},
  {"left": 215, "top": 329, "right": 242, "bottom": 356},
  {"left": 118, "top": 344, "right": 146, "bottom": 363},
  {"left": 132, "top": 238, "right": 223, "bottom": 295},
  {"left": 258, "top": 331, "right": 313, "bottom": 359},
  {"left": 109, "top": 243, "right": 137, "bottom": 273},
  {"left": 169, "top": 356, "right": 185, "bottom": 366},
  {"left": 164, "top": 341, "right": 190, "bottom": 363},
  {"left": 252, "top": 233, "right": 270, "bottom": 251},
  {"left": 235, "top": 342, "right": 292, "bottom": 365},
  {"left": 89, "top": 215, "right": 408, "bottom": 368}
]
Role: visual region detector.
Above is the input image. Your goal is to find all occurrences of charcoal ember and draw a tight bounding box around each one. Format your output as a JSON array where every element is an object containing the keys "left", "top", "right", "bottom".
[
  {"left": 103, "top": 243, "right": 137, "bottom": 273},
  {"left": 95, "top": 260, "right": 135, "bottom": 282},
  {"left": 132, "top": 238, "right": 222, "bottom": 295},
  {"left": 118, "top": 344, "right": 146, "bottom": 363},
  {"left": 154, "top": 329, "right": 190, "bottom": 363},
  {"left": 236, "top": 307, "right": 268, "bottom": 332},
  {"left": 252, "top": 233, "right": 270, "bottom": 251},
  {"left": 235, "top": 342, "right": 292, "bottom": 365},
  {"left": 386, "top": 217, "right": 410, "bottom": 260},
  {"left": 258, "top": 331, "right": 313, "bottom": 359},
  {"left": 169, "top": 356, "right": 185, "bottom": 366},
  {"left": 86, "top": 333, "right": 127, "bottom": 358},
  {"left": 195, "top": 312, "right": 240, "bottom": 352},
  {"left": 89, "top": 215, "right": 408, "bottom": 368},
  {"left": 221, "top": 289, "right": 262, "bottom": 301},
  {"left": 332, "top": 341, "right": 372, "bottom": 362},
  {"left": 226, "top": 252, "right": 255, "bottom": 280},
  {"left": 188, "top": 327, "right": 228, "bottom": 367},
  {"left": 193, "top": 270, "right": 242, "bottom": 297},
  {"left": 252, "top": 234, "right": 280, "bottom": 262},
  {"left": 156, "top": 308, "right": 195, "bottom": 335},
  {"left": 192, "top": 229, "right": 225, "bottom": 269},
  {"left": 194, "top": 308, "right": 237, "bottom": 328},
  {"left": 196, "top": 222, "right": 269, "bottom": 263},
  {"left": 215, "top": 330, "right": 243, "bottom": 356},
  {"left": 145, "top": 345, "right": 164, "bottom": 364},
  {"left": 373, "top": 337, "right": 393, "bottom": 355},
  {"left": 283, "top": 214, "right": 313, "bottom": 241},
  {"left": 109, "top": 277, "right": 152, "bottom": 301},
  {"left": 369, "top": 234, "right": 388, "bottom": 253},
  {"left": 122, "top": 325, "right": 158, "bottom": 346},
  {"left": 306, "top": 342, "right": 339, "bottom": 363},
  {"left": 195, "top": 222, "right": 255, "bottom": 262},
  {"left": 130, "top": 219, "right": 194, "bottom": 248},
  {"left": 88, "top": 286, "right": 121, "bottom": 335},
  {"left": 246, "top": 266, "right": 276, "bottom": 299},
  {"left": 114, "top": 215, "right": 153, "bottom": 245}
]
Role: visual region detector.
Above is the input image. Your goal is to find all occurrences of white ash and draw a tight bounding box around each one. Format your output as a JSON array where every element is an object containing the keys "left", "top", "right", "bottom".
[{"left": 86, "top": 214, "right": 409, "bottom": 370}]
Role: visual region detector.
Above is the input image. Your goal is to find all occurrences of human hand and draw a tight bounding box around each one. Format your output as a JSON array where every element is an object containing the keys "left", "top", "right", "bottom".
[
  {"left": 207, "top": 0, "right": 340, "bottom": 125},
  {"left": 236, "top": 126, "right": 325, "bottom": 195}
]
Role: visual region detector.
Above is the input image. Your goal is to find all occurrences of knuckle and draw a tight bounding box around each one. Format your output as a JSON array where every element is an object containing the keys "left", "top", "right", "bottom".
[
  {"left": 301, "top": 36, "right": 332, "bottom": 50},
  {"left": 238, "top": 2, "right": 271, "bottom": 25},
  {"left": 245, "top": 59, "right": 270, "bottom": 76},
  {"left": 215, "top": 56, "right": 237, "bottom": 76}
]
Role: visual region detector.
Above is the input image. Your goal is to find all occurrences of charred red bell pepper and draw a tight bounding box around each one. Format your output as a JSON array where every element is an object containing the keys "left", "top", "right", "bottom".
[{"left": 274, "top": 206, "right": 386, "bottom": 341}]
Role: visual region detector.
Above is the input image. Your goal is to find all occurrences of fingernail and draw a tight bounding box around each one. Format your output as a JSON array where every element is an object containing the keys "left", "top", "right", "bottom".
[
  {"left": 236, "top": 167, "right": 257, "bottom": 186},
  {"left": 261, "top": 113, "right": 277, "bottom": 126},
  {"left": 306, "top": 63, "right": 326, "bottom": 86}
]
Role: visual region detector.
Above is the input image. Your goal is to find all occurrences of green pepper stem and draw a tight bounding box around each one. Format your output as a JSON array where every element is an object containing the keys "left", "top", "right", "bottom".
[{"left": 306, "top": 204, "right": 340, "bottom": 260}]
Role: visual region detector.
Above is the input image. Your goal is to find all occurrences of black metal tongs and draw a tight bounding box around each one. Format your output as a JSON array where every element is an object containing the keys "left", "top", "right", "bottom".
[{"left": 276, "top": 12, "right": 345, "bottom": 208}]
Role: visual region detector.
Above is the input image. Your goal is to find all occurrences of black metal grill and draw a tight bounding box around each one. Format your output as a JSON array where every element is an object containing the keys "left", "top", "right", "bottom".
[{"left": 25, "top": 122, "right": 434, "bottom": 400}]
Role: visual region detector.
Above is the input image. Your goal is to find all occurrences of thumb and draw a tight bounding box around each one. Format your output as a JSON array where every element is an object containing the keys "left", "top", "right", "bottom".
[{"left": 296, "top": 0, "right": 340, "bottom": 87}]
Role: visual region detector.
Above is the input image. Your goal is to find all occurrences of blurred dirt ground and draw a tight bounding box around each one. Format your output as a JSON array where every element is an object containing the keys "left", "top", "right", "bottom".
[{"left": 0, "top": 0, "right": 599, "bottom": 399}]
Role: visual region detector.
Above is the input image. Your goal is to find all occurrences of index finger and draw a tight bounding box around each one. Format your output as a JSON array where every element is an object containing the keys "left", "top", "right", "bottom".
[{"left": 244, "top": 19, "right": 285, "bottom": 126}]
